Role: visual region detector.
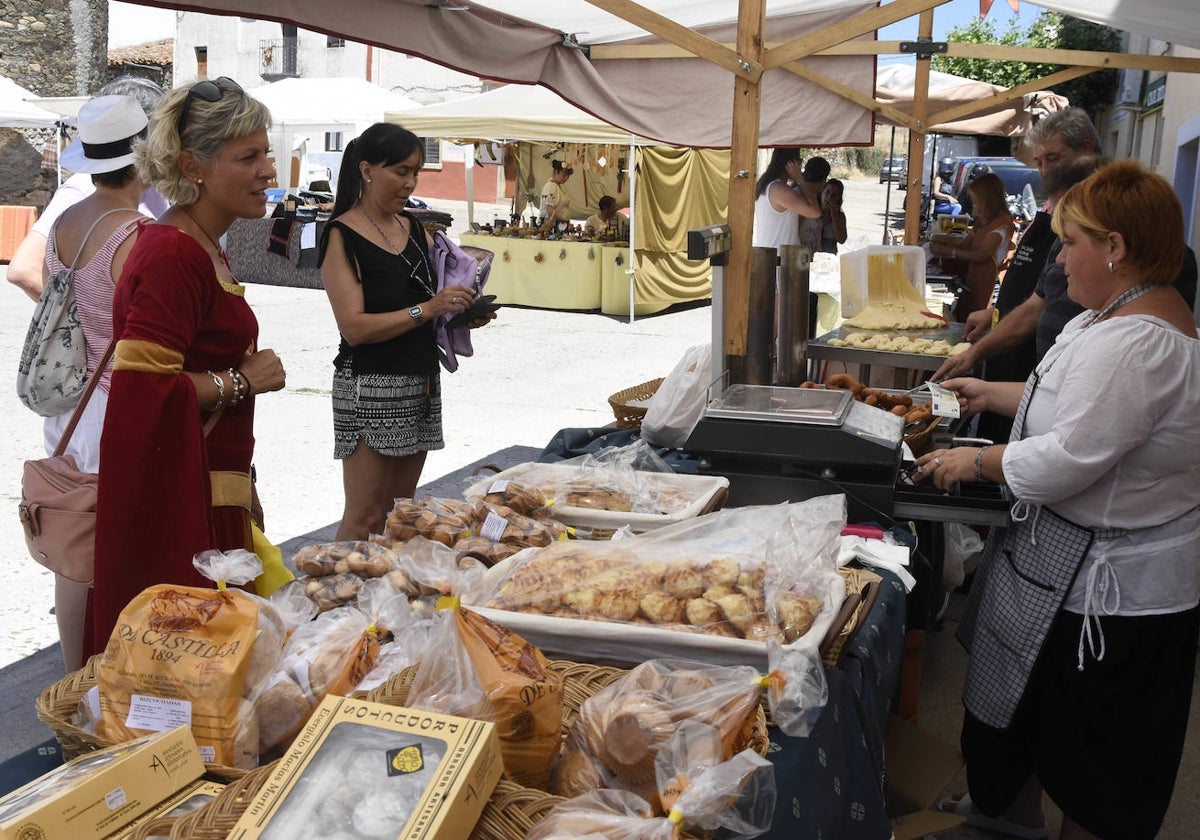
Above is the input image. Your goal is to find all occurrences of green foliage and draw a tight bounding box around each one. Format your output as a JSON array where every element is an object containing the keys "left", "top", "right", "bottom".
[{"left": 931, "top": 11, "right": 1120, "bottom": 118}]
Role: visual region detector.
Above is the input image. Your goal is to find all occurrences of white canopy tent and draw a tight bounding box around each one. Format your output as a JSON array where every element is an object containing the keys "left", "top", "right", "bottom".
[
  {"left": 391, "top": 84, "right": 661, "bottom": 319},
  {"left": 390, "top": 83, "right": 647, "bottom": 251},
  {"left": 390, "top": 84, "right": 654, "bottom": 146},
  {"left": 0, "top": 75, "right": 59, "bottom": 128},
  {"left": 244, "top": 77, "right": 422, "bottom": 189}
]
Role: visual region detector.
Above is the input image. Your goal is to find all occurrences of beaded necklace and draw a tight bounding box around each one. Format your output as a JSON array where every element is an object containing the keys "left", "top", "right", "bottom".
[{"left": 357, "top": 202, "right": 435, "bottom": 297}]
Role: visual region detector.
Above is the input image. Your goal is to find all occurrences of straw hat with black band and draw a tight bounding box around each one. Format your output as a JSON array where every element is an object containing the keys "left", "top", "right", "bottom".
[{"left": 59, "top": 95, "right": 148, "bottom": 175}]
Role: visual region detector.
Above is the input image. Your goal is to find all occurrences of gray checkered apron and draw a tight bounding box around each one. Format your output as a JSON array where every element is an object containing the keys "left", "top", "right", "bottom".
[{"left": 955, "top": 286, "right": 1157, "bottom": 728}]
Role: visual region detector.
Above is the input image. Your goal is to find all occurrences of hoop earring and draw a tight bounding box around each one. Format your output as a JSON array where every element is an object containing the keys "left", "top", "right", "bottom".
[{"left": 1108, "top": 261, "right": 1116, "bottom": 273}]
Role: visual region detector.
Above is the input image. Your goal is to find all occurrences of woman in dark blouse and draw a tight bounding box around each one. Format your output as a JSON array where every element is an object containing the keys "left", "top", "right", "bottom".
[{"left": 319, "top": 123, "right": 487, "bottom": 539}]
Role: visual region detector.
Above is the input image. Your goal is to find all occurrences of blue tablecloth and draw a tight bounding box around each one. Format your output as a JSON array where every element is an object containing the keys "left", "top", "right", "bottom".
[{"left": 763, "top": 567, "right": 907, "bottom": 839}]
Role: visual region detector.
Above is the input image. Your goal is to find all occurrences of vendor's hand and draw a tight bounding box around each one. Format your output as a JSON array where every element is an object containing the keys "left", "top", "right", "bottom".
[
  {"left": 940, "top": 376, "right": 989, "bottom": 418},
  {"left": 932, "top": 346, "right": 977, "bottom": 383},
  {"left": 912, "top": 447, "right": 977, "bottom": 491},
  {"left": 240, "top": 349, "right": 285, "bottom": 395},
  {"left": 427, "top": 284, "right": 476, "bottom": 320},
  {"left": 962, "top": 307, "right": 993, "bottom": 342}
]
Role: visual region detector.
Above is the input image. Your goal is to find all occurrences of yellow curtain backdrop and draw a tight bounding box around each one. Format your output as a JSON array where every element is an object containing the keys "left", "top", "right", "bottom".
[{"left": 633, "top": 147, "right": 729, "bottom": 303}]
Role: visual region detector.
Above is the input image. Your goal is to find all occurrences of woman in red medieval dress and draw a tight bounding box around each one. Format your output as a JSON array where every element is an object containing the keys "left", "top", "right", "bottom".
[{"left": 87, "top": 77, "right": 286, "bottom": 655}]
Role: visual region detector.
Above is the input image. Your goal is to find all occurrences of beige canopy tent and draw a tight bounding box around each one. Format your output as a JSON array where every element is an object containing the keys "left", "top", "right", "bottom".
[
  {"left": 117, "top": 0, "right": 1200, "bottom": 366},
  {"left": 875, "top": 63, "right": 1069, "bottom": 137},
  {"left": 389, "top": 84, "right": 725, "bottom": 317}
]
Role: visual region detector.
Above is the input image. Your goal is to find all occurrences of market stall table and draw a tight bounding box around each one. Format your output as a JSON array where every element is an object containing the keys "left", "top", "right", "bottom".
[
  {"left": 461, "top": 233, "right": 602, "bottom": 311},
  {"left": 599, "top": 244, "right": 672, "bottom": 317}
]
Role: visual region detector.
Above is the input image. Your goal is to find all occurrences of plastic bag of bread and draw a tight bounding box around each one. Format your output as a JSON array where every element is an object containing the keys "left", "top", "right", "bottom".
[
  {"left": 255, "top": 578, "right": 411, "bottom": 755},
  {"left": 381, "top": 497, "right": 475, "bottom": 547},
  {"left": 268, "top": 579, "right": 320, "bottom": 637},
  {"left": 549, "top": 660, "right": 763, "bottom": 805},
  {"left": 527, "top": 789, "right": 672, "bottom": 840},
  {"left": 379, "top": 535, "right": 489, "bottom": 616},
  {"left": 296, "top": 571, "right": 364, "bottom": 612},
  {"left": 483, "top": 497, "right": 846, "bottom": 646},
  {"left": 463, "top": 476, "right": 552, "bottom": 518},
  {"left": 96, "top": 550, "right": 286, "bottom": 769},
  {"left": 405, "top": 593, "right": 563, "bottom": 790},
  {"left": 467, "top": 500, "right": 566, "bottom": 550},
  {"left": 452, "top": 535, "right": 524, "bottom": 567},
  {"left": 291, "top": 540, "right": 400, "bottom": 578},
  {"left": 532, "top": 728, "right": 774, "bottom": 840},
  {"left": 653, "top": 720, "right": 776, "bottom": 839},
  {"left": 352, "top": 619, "right": 439, "bottom": 694}
]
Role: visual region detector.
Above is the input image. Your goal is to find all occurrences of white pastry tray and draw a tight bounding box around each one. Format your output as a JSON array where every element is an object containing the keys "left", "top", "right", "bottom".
[
  {"left": 471, "top": 571, "right": 845, "bottom": 670},
  {"left": 464, "top": 462, "right": 730, "bottom": 534}
]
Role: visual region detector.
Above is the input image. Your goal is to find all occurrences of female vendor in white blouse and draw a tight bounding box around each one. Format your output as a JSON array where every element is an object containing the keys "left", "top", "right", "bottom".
[{"left": 914, "top": 160, "right": 1200, "bottom": 840}]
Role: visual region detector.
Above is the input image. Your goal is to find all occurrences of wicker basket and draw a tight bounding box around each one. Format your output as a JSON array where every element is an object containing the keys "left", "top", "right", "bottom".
[
  {"left": 903, "top": 416, "right": 941, "bottom": 457},
  {"left": 36, "top": 654, "right": 249, "bottom": 781},
  {"left": 139, "top": 659, "right": 770, "bottom": 840},
  {"left": 607, "top": 377, "right": 663, "bottom": 428},
  {"left": 821, "top": 567, "right": 883, "bottom": 667}
]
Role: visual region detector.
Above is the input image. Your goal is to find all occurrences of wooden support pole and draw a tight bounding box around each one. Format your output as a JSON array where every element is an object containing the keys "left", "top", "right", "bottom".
[
  {"left": 724, "top": 0, "right": 765, "bottom": 364},
  {"left": 744, "top": 247, "right": 778, "bottom": 385},
  {"left": 776, "top": 244, "right": 811, "bottom": 386},
  {"left": 903, "top": 9, "right": 935, "bottom": 247}
]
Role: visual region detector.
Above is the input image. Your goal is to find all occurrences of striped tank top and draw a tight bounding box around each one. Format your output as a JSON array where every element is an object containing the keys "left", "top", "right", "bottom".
[{"left": 46, "top": 212, "right": 145, "bottom": 392}]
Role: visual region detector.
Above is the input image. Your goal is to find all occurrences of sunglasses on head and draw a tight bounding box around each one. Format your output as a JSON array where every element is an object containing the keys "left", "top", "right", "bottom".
[{"left": 176, "top": 76, "right": 242, "bottom": 137}]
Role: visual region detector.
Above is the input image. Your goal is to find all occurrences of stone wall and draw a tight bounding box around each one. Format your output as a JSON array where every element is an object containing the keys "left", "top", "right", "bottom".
[
  {"left": 0, "top": 0, "right": 108, "bottom": 96},
  {"left": 0, "top": 129, "right": 56, "bottom": 208},
  {"left": 0, "top": 0, "right": 107, "bottom": 208}
]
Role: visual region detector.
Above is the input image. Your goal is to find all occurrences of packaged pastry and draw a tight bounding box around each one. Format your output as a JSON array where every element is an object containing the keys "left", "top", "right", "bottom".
[
  {"left": 534, "top": 723, "right": 775, "bottom": 840},
  {"left": 96, "top": 550, "right": 286, "bottom": 768},
  {"left": 382, "top": 497, "right": 475, "bottom": 546},
  {"left": 405, "top": 597, "right": 563, "bottom": 790},
  {"left": 255, "top": 578, "right": 412, "bottom": 755},
  {"left": 466, "top": 478, "right": 550, "bottom": 517},
  {"left": 227, "top": 697, "right": 502, "bottom": 840},
  {"left": 291, "top": 540, "right": 400, "bottom": 579},
  {"left": 550, "top": 660, "right": 764, "bottom": 805}
]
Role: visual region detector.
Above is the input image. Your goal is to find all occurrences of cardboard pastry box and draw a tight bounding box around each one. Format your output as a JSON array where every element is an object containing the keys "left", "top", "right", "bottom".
[
  {"left": 229, "top": 695, "right": 502, "bottom": 840},
  {"left": 108, "top": 780, "right": 226, "bottom": 838},
  {"left": 0, "top": 726, "right": 205, "bottom": 840}
]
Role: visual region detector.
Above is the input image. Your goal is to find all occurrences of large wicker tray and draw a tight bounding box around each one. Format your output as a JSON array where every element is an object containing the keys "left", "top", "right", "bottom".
[{"left": 122, "top": 659, "right": 770, "bottom": 839}]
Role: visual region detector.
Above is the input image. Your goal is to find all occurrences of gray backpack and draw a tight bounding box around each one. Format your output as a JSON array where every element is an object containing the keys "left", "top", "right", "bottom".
[{"left": 16, "top": 209, "right": 133, "bottom": 417}]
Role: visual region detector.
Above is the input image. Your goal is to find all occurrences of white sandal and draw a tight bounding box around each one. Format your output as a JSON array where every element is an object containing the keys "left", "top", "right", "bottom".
[{"left": 937, "top": 793, "right": 1048, "bottom": 840}]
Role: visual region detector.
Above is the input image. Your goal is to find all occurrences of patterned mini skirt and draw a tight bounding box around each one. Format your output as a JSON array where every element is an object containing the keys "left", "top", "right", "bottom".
[{"left": 332, "top": 362, "right": 444, "bottom": 459}]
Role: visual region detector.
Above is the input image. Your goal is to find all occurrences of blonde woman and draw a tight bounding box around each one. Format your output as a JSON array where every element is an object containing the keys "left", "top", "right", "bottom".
[
  {"left": 88, "top": 77, "right": 286, "bottom": 655},
  {"left": 931, "top": 172, "right": 1014, "bottom": 321}
]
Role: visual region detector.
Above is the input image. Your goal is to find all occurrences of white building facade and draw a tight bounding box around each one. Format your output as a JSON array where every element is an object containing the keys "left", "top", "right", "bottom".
[{"left": 172, "top": 12, "right": 497, "bottom": 198}]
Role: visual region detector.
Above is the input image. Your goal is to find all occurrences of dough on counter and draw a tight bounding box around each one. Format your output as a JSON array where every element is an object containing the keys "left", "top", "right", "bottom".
[
  {"left": 838, "top": 331, "right": 965, "bottom": 356},
  {"left": 842, "top": 302, "right": 942, "bottom": 330}
]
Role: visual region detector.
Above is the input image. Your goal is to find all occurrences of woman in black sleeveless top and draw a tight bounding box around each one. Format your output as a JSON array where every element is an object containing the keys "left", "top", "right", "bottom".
[{"left": 319, "top": 123, "right": 481, "bottom": 539}]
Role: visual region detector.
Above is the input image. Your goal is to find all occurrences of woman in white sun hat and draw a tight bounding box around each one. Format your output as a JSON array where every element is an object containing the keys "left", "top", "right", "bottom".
[{"left": 38, "top": 93, "right": 153, "bottom": 673}]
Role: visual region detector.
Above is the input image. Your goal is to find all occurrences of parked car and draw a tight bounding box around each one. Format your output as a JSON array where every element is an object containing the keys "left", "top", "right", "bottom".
[
  {"left": 879, "top": 156, "right": 907, "bottom": 184},
  {"left": 950, "top": 156, "right": 1043, "bottom": 204}
]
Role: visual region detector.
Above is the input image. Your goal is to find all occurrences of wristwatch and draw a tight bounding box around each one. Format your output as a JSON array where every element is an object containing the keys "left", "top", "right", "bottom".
[{"left": 408, "top": 304, "right": 425, "bottom": 324}]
